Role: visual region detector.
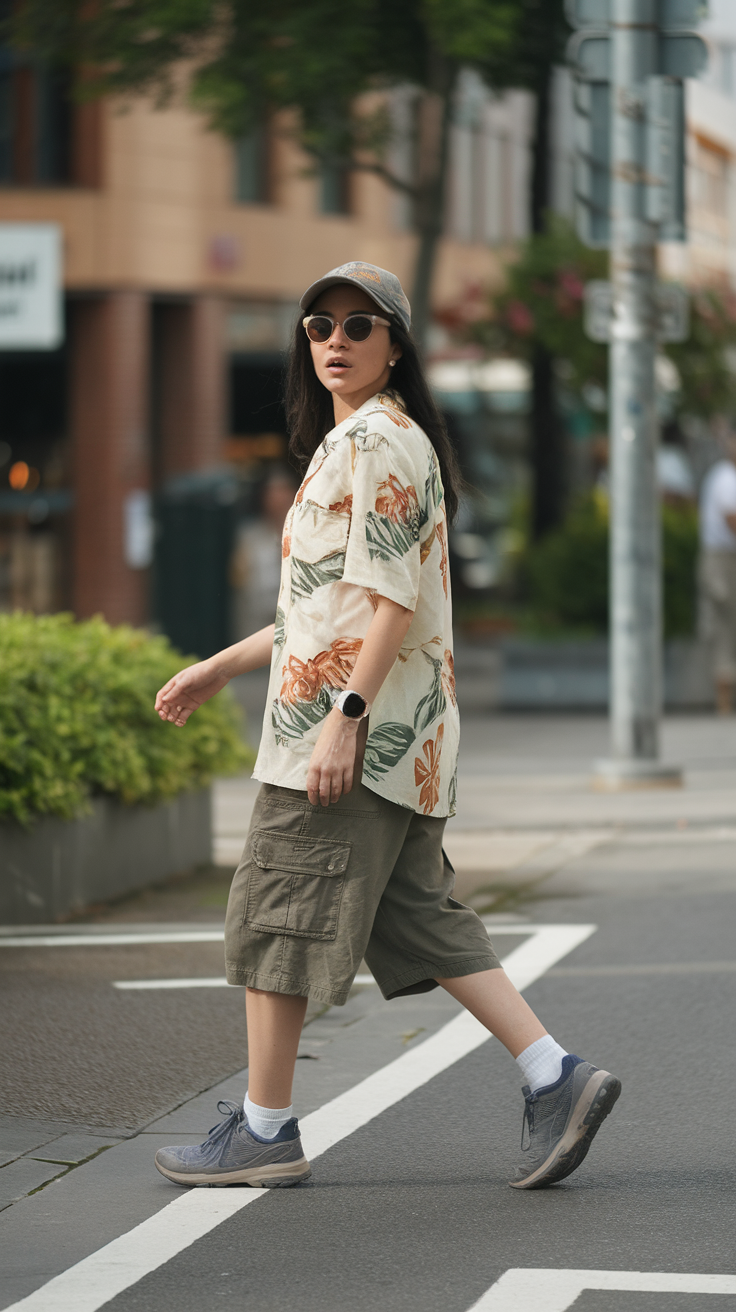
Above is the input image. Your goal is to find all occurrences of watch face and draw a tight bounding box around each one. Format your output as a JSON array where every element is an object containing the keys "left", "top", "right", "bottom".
[{"left": 342, "top": 692, "right": 366, "bottom": 718}]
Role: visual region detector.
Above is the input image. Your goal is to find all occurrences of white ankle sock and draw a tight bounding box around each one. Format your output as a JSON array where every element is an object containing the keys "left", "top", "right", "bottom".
[
  {"left": 244, "top": 1093, "right": 293, "bottom": 1140},
  {"left": 516, "top": 1035, "right": 568, "bottom": 1092}
]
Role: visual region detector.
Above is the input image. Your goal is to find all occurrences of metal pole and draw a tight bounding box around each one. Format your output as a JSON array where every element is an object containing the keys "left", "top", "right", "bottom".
[{"left": 596, "top": 0, "right": 681, "bottom": 788}]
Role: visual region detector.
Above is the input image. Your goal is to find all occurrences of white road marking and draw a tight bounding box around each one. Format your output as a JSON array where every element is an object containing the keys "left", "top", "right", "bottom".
[
  {"left": 4, "top": 923, "right": 595, "bottom": 1312},
  {"left": 113, "top": 974, "right": 378, "bottom": 990},
  {"left": 467, "top": 1267, "right": 736, "bottom": 1311},
  {"left": 0, "top": 923, "right": 546, "bottom": 950},
  {"left": 0, "top": 931, "right": 225, "bottom": 948},
  {"left": 109, "top": 926, "right": 551, "bottom": 991},
  {"left": 550, "top": 961, "right": 736, "bottom": 977}
]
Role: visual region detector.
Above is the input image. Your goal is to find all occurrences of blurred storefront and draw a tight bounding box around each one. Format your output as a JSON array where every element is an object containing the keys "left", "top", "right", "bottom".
[{"left": 0, "top": 55, "right": 534, "bottom": 653}]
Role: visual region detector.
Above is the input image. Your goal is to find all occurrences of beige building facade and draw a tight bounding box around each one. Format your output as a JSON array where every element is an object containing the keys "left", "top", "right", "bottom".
[{"left": 0, "top": 74, "right": 533, "bottom": 643}]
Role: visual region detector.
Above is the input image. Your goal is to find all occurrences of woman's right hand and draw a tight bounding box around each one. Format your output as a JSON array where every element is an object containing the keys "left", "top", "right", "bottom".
[{"left": 155, "top": 657, "right": 231, "bottom": 727}]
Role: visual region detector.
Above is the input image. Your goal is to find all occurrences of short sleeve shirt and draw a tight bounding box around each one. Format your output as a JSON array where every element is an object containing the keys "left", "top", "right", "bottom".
[
  {"left": 700, "top": 460, "right": 736, "bottom": 551},
  {"left": 253, "top": 391, "right": 459, "bottom": 817}
]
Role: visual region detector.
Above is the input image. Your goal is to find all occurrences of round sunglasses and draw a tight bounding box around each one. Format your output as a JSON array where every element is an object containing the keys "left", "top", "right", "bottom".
[{"left": 303, "top": 312, "right": 392, "bottom": 344}]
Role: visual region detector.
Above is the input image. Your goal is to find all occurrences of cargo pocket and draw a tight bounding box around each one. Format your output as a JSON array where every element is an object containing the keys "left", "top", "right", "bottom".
[{"left": 245, "top": 830, "right": 351, "bottom": 941}]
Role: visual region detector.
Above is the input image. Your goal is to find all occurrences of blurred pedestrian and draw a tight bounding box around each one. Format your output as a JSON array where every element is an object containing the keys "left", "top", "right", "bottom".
[
  {"left": 698, "top": 430, "right": 736, "bottom": 714},
  {"left": 657, "top": 419, "right": 696, "bottom": 507},
  {"left": 153, "top": 262, "right": 620, "bottom": 1192},
  {"left": 231, "top": 466, "right": 299, "bottom": 640}
]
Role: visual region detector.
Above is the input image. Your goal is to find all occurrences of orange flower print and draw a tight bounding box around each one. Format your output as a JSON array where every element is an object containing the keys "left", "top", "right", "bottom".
[
  {"left": 441, "top": 650, "right": 456, "bottom": 707},
  {"left": 436, "top": 518, "right": 448, "bottom": 596},
  {"left": 281, "top": 506, "right": 294, "bottom": 559},
  {"left": 280, "top": 638, "right": 363, "bottom": 704},
  {"left": 294, "top": 451, "right": 328, "bottom": 507},
  {"left": 419, "top": 520, "right": 447, "bottom": 593},
  {"left": 419, "top": 533, "right": 434, "bottom": 565},
  {"left": 414, "top": 723, "right": 444, "bottom": 815},
  {"left": 329, "top": 494, "right": 353, "bottom": 515},
  {"left": 377, "top": 392, "right": 411, "bottom": 427},
  {"left": 375, "top": 474, "right": 419, "bottom": 526}
]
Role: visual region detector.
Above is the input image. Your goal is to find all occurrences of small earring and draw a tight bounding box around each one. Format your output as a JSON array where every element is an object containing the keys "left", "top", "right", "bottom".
[{"left": 389, "top": 360, "right": 396, "bottom": 367}]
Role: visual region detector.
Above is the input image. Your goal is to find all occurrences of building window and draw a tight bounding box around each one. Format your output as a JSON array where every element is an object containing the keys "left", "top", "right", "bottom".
[
  {"left": 320, "top": 160, "right": 351, "bottom": 216},
  {"left": 690, "top": 135, "right": 730, "bottom": 246},
  {"left": 235, "top": 122, "right": 271, "bottom": 204},
  {"left": 0, "top": 56, "right": 77, "bottom": 186}
]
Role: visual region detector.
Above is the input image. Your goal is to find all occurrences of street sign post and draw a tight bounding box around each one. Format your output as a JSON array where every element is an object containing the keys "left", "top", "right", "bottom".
[
  {"left": 568, "top": 0, "right": 708, "bottom": 789},
  {"left": 584, "top": 280, "right": 689, "bottom": 342},
  {"left": 0, "top": 223, "right": 63, "bottom": 350}
]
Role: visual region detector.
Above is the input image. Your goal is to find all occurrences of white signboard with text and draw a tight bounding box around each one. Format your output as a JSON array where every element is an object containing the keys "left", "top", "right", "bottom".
[{"left": 0, "top": 223, "right": 63, "bottom": 349}]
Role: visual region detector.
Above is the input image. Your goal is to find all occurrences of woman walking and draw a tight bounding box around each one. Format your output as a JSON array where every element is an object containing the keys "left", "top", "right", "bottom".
[{"left": 153, "top": 262, "right": 620, "bottom": 1191}]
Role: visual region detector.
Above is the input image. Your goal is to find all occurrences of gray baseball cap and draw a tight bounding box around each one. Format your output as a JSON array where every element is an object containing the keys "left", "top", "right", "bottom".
[{"left": 300, "top": 261, "right": 411, "bottom": 334}]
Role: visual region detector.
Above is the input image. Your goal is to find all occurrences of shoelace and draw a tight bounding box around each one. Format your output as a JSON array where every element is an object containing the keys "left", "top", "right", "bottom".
[
  {"left": 520, "top": 1094, "right": 538, "bottom": 1152},
  {"left": 204, "top": 1099, "right": 243, "bottom": 1145}
]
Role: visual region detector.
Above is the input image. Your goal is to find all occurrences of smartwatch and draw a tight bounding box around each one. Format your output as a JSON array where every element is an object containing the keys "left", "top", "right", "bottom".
[{"left": 334, "top": 689, "right": 370, "bottom": 720}]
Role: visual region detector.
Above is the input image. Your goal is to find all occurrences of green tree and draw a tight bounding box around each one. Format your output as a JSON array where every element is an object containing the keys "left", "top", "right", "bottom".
[
  {"left": 469, "top": 216, "right": 608, "bottom": 400},
  {"left": 469, "top": 220, "right": 736, "bottom": 422},
  {"left": 10, "top": 0, "right": 525, "bottom": 346}
]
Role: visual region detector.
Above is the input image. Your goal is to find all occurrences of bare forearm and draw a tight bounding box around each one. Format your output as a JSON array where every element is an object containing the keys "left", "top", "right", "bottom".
[
  {"left": 306, "top": 596, "right": 414, "bottom": 805},
  {"left": 213, "top": 625, "right": 275, "bottom": 679},
  {"left": 348, "top": 597, "right": 414, "bottom": 705}
]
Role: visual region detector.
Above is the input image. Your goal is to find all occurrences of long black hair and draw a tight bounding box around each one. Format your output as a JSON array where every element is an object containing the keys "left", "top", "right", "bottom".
[{"left": 284, "top": 311, "right": 462, "bottom": 523}]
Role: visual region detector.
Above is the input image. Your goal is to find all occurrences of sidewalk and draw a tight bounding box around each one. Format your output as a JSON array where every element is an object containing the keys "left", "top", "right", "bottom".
[{"left": 215, "top": 708, "right": 736, "bottom": 910}]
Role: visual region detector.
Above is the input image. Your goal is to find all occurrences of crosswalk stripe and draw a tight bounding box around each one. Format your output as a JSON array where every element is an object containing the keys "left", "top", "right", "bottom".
[{"left": 467, "top": 1267, "right": 736, "bottom": 1311}]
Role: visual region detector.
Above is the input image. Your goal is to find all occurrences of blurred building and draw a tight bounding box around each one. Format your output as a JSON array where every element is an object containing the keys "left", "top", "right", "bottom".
[{"left": 0, "top": 54, "right": 533, "bottom": 649}]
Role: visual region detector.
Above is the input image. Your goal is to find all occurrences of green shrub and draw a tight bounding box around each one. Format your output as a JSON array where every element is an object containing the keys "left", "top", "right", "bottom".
[
  {"left": 524, "top": 493, "right": 698, "bottom": 638},
  {"left": 661, "top": 502, "right": 699, "bottom": 638},
  {"left": 0, "top": 613, "right": 252, "bottom": 826},
  {"left": 524, "top": 494, "right": 609, "bottom": 632}
]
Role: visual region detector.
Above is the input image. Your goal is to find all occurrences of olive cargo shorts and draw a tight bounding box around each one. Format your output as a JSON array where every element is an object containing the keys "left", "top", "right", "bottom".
[{"left": 225, "top": 782, "right": 500, "bottom": 1007}]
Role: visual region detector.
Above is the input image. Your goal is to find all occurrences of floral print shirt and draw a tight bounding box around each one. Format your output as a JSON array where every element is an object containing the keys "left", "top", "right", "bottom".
[{"left": 253, "top": 391, "right": 459, "bottom": 817}]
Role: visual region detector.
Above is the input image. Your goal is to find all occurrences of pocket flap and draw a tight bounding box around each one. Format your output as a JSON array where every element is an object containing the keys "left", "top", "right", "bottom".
[{"left": 252, "top": 831, "right": 351, "bottom": 877}]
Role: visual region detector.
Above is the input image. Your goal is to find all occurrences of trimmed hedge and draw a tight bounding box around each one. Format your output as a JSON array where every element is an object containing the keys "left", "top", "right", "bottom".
[{"left": 0, "top": 613, "right": 251, "bottom": 826}]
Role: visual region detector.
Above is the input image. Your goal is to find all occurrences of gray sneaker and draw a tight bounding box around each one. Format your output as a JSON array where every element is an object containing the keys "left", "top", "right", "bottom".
[
  {"left": 509, "top": 1054, "right": 621, "bottom": 1190},
  {"left": 155, "top": 1100, "right": 311, "bottom": 1188}
]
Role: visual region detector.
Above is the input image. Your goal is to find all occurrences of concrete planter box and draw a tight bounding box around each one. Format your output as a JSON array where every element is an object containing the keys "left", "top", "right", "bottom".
[
  {"left": 454, "top": 638, "right": 714, "bottom": 711},
  {"left": 497, "top": 638, "right": 713, "bottom": 710},
  {"left": 0, "top": 788, "right": 212, "bottom": 925}
]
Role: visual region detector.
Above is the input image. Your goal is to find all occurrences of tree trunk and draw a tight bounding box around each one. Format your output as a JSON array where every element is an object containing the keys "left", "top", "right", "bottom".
[
  {"left": 529, "top": 68, "right": 566, "bottom": 540},
  {"left": 410, "top": 52, "right": 454, "bottom": 352}
]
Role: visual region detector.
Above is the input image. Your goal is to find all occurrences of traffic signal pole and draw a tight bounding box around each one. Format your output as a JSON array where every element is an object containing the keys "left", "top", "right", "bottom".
[
  {"left": 599, "top": 0, "right": 679, "bottom": 785},
  {"left": 570, "top": 0, "right": 707, "bottom": 786}
]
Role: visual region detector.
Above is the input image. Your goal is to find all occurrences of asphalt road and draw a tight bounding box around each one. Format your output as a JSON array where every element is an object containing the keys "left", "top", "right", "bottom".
[
  {"left": 3, "top": 709, "right": 736, "bottom": 1311},
  {"left": 3, "top": 829, "right": 736, "bottom": 1310}
]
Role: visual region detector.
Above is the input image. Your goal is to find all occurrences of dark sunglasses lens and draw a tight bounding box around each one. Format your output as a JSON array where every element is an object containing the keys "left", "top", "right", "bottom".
[
  {"left": 345, "top": 315, "right": 373, "bottom": 341},
  {"left": 307, "top": 316, "right": 333, "bottom": 343}
]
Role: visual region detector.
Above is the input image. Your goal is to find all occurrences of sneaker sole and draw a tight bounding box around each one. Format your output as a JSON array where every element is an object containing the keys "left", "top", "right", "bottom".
[
  {"left": 154, "top": 1156, "right": 312, "bottom": 1189},
  {"left": 508, "top": 1069, "right": 622, "bottom": 1190}
]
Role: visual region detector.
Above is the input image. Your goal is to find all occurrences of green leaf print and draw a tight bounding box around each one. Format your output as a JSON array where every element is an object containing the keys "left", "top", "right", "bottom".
[
  {"left": 413, "top": 652, "right": 447, "bottom": 734},
  {"left": 424, "top": 459, "right": 443, "bottom": 515},
  {"left": 448, "top": 767, "right": 458, "bottom": 816},
  {"left": 290, "top": 550, "right": 346, "bottom": 603},
  {"left": 271, "top": 686, "right": 333, "bottom": 746},
  {"left": 273, "top": 607, "right": 286, "bottom": 649},
  {"left": 363, "top": 722, "right": 416, "bottom": 780},
  {"left": 365, "top": 511, "right": 419, "bottom": 563}
]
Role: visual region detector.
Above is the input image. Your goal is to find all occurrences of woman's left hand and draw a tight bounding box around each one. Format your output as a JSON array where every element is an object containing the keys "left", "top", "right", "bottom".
[{"left": 306, "top": 709, "right": 360, "bottom": 806}]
